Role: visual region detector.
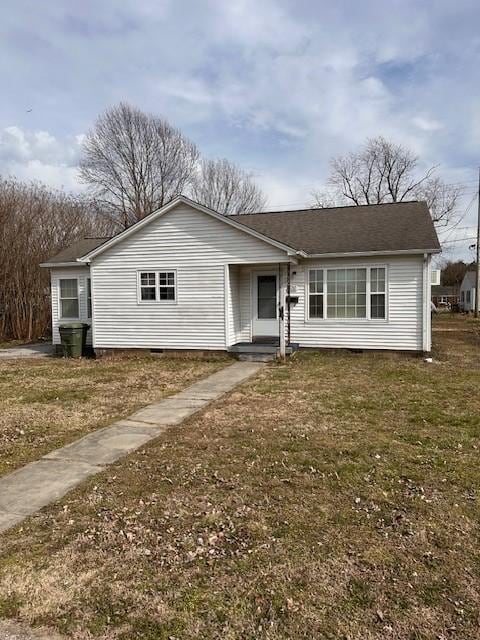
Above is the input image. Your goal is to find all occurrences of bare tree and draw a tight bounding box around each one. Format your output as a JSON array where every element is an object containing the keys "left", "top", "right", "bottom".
[
  {"left": 79, "top": 103, "right": 199, "bottom": 228},
  {"left": 312, "top": 136, "right": 460, "bottom": 227},
  {"left": 190, "top": 157, "right": 266, "bottom": 215},
  {"left": 0, "top": 178, "right": 113, "bottom": 341}
]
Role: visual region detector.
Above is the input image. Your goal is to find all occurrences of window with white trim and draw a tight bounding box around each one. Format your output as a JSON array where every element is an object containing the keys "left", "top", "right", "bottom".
[
  {"left": 307, "top": 266, "right": 386, "bottom": 320},
  {"left": 59, "top": 278, "right": 79, "bottom": 318},
  {"left": 139, "top": 271, "right": 176, "bottom": 302}
]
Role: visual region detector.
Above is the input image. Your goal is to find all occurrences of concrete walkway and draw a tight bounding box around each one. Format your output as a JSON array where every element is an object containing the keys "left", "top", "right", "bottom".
[
  {"left": 0, "top": 620, "right": 64, "bottom": 640},
  {"left": 0, "top": 361, "right": 263, "bottom": 533},
  {"left": 0, "top": 343, "right": 53, "bottom": 359}
]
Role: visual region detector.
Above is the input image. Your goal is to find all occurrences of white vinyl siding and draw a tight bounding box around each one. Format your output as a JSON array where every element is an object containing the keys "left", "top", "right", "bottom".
[
  {"left": 50, "top": 266, "right": 92, "bottom": 345},
  {"left": 91, "top": 203, "right": 289, "bottom": 350},
  {"left": 459, "top": 271, "right": 476, "bottom": 312},
  {"left": 289, "top": 256, "right": 425, "bottom": 351}
]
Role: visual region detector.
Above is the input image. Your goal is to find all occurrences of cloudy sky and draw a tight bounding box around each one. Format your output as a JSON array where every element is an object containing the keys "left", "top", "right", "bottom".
[{"left": 1, "top": 0, "right": 479, "bottom": 259}]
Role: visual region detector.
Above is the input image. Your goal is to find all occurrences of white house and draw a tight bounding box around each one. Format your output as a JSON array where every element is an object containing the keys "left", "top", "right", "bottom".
[
  {"left": 459, "top": 266, "right": 477, "bottom": 312},
  {"left": 41, "top": 195, "right": 441, "bottom": 357}
]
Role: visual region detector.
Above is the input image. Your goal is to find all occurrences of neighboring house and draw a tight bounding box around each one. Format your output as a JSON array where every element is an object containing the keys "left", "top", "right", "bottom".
[
  {"left": 41, "top": 195, "right": 440, "bottom": 356},
  {"left": 459, "top": 265, "right": 477, "bottom": 312},
  {"left": 431, "top": 285, "right": 459, "bottom": 309}
]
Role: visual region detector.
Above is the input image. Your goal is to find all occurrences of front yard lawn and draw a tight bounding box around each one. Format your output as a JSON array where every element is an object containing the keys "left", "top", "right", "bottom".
[
  {"left": 0, "top": 316, "right": 479, "bottom": 639},
  {"left": 0, "top": 355, "right": 227, "bottom": 476}
]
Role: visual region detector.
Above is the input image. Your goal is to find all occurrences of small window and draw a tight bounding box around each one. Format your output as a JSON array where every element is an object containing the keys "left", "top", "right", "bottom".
[
  {"left": 370, "top": 267, "right": 386, "bottom": 319},
  {"left": 59, "top": 278, "right": 79, "bottom": 318},
  {"left": 466, "top": 290, "right": 471, "bottom": 304},
  {"left": 139, "top": 271, "right": 176, "bottom": 302},
  {"left": 461, "top": 290, "right": 465, "bottom": 303},
  {"left": 87, "top": 278, "right": 92, "bottom": 318},
  {"left": 308, "top": 269, "right": 324, "bottom": 318}
]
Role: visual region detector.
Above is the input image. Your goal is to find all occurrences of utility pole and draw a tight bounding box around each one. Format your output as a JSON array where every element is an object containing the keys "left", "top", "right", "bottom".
[{"left": 476, "top": 167, "right": 480, "bottom": 318}]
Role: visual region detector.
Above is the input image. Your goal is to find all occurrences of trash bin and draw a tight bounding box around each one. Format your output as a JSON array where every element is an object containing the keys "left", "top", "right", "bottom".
[{"left": 59, "top": 323, "right": 90, "bottom": 358}]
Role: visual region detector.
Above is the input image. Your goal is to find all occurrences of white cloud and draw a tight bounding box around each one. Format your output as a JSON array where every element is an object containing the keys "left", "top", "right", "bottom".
[
  {"left": 412, "top": 116, "right": 444, "bottom": 131},
  {"left": 0, "top": 0, "right": 478, "bottom": 258},
  {"left": 0, "top": 126, "right": 83, "bottom": 190}
]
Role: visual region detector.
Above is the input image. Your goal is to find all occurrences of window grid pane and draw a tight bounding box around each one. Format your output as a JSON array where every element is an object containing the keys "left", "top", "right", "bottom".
[
  {"left": 370, "top": 268, "right": 385, "bottom": 293},
  {"left": 308, "top": 270, "right": 324, "bottom": 318},
  {"left": 371, "top": 293, "right": 385, "bottom": 319},
  {"left": 327, "top": 269, "right": 366, "bottom": 318},
  {"left": 309, "top": 294, "right": 323, "bottom": 318},
  {"left": 159, "top": 287, "right": 175, "bottom": 300},
  {"left": 60, "top": 279, "right": 78, "bottom": 298},
  {"left": 141, "top": 287, "right": 156, "bottom": 301},
  {"left": 141, "top": 272, "right": 156, "bottom": 286},
  {"left": 61, "top": 299, "right": 79, "bottom": 318},
  {"left": 159, "top": 272, "right": 175, "bottom": 287}
]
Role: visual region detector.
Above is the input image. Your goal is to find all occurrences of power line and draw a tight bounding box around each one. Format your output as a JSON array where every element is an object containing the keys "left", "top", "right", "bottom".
[{"left": 441, "top": 236, "right": 477, "bottom": 244}]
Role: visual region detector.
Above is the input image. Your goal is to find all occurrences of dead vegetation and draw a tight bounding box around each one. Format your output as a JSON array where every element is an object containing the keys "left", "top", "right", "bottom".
[
  {"left": 0, "top": 355, "right": 226, "bottom": 475},
  {"left": 0, "top": 316, "right": 479, "bottom": 639}
]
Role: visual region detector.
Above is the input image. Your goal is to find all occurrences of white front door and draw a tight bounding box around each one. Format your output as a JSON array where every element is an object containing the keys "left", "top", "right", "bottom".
[{"left": 252, "top": 271, "right": 279, "bottom": 337}]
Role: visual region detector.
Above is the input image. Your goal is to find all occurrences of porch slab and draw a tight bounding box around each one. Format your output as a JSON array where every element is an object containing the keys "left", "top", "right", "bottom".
[{"left": 229, "top": 342, "right": 294, "bottom": 355}]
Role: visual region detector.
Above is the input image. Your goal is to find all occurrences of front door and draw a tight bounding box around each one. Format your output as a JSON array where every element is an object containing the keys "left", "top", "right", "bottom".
[{"left": 252, "top": 271, "right": 279, "bottom": 337}]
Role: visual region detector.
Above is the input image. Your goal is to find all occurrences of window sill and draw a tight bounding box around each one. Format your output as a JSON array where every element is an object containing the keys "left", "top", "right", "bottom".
[
  {"left": 305, "top": 318, "right": 388, "bottom": 324},
  {"left": 136, "top": 301, "right": 177, "bottom": 306}
]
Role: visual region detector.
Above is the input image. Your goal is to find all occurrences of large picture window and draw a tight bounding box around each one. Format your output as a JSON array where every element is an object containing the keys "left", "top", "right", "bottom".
[
  {"left": 139, "top": 271, "right": 176, "bottom": 302},
  {"left": 307, "top": 266, "right": 386, "bottom": 320},
  {"left": 59, "top": 278, "right": 79, "bottom": 318}
]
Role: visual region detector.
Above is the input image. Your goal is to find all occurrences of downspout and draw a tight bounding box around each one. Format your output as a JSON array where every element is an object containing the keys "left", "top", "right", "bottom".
[
  {"left": 287, "top": 263, "right": 291, "bottom": 346},
  {"left": 279, "top": 263, "right": 286, "bottom": 359},
  {"left": 422, "top": 253, "right": 431, "bottom": 352}
]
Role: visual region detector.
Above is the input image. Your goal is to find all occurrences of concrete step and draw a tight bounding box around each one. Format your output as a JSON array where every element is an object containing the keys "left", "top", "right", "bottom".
[{"left": 236, "top": 352, "right": 277, "bottom": 362}]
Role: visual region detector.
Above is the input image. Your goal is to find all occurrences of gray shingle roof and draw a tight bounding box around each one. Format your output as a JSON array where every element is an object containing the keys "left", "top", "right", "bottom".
[
  {"left": 234, "top": 201, "right": 440, "bottom": 255},
  {"left": 42, "top": 200, "right": 440, "bottom": 265},
  {"left": 43, "top": 238, "right": 110, "bottom": 264},
  {"left": 431, "top": 285, "right": 457, "bottom": 296}
]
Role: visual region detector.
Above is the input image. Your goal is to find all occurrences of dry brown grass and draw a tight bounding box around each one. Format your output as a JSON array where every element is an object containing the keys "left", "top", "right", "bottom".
[
  {"left": 0, "top": 354, "right": 227, "bottom": 475},
  {"left": 0, "top": 316, "right": 480, "bottom": 639}
]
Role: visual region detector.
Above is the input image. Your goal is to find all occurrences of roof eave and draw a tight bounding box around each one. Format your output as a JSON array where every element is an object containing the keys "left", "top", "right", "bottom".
[
  {"left": 302, "top": 248, "right": 441, "bottom": 259},
  {"left": 39, "top": 261, "right": 88, "bottom": 268}
]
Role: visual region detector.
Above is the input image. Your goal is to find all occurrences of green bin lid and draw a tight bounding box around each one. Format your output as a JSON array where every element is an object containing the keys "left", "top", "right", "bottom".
[{"left": 59, "top": 323, "right": 90, "bottom": 329}]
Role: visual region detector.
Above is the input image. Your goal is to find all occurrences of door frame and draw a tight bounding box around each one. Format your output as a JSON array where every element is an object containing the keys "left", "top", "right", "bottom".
[{"left": 251, "top": 269, "right": 279, "bottom": 338}]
